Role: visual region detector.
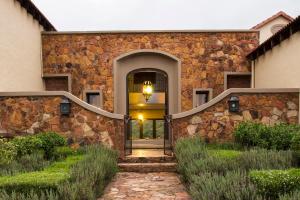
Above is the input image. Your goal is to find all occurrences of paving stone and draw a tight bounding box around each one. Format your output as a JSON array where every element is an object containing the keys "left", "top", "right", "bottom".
[{"left": 98, "top": 172, "right": 191, "bottom": 200}]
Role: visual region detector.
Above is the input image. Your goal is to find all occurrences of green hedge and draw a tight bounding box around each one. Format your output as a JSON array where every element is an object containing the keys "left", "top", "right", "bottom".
[
  {"left": 0, "top": 145, "right": 118, "bottom": 200},
  {"left": 0, "top": 155, "right": 83, "bottom": 194},
  {"left": 234, "top": 122, "right": 300, "bottom": 150},
  {"left": 250, "top": 169, "right": 300, "bottom": 198}
]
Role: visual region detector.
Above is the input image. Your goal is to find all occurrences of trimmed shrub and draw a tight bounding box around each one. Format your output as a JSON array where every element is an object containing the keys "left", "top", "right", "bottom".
[
  {"left": 250, "top": 169, "right": 300, "bottom": 198},
  {"left": 36, "top": 132, "right": 66, "bottom": 159},
  {"left": 234, "top": 122, "right": 300, "bottom": 150},
  {"left": 234, "top": 122, "right": 267, "bottom": 147},
  {"left": 11, "top": 136, "right": 42, "bottom": 157},
  {"left": 0, "top": 155, "right": 83, "bottom": 194},
  {"left": 0, "top": 145, "right": 118, "bottom": 200},
  {"left": 0, "top": 139, "right": 17, "bottom": 165},
  {"left": 190, "top": 171, "right": 262, "bottom": 200}
]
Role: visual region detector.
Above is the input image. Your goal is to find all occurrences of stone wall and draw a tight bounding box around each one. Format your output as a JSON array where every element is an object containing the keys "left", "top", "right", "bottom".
[
  {"left": 42, "top": 32, "right": 258, "bottom": 112},
  {"left": 0, "top": 95, "right": 125, "bottom": 156},
  {"left": 172, "top": 92, "right": 299, "bottom": 143}
]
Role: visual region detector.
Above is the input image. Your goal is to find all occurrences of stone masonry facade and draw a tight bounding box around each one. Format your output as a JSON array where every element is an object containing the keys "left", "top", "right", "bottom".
[
  {"left": 172, "top": 93, "right": 299, "bottom": 142},
  {"left": 0, "top": 92, "right": 298, "bottom": 156},
  {"left": 0, "top": 96, "right": 125, "bottom": 155},
  {"left": 42, "top": 32, "right": 258, "bottom": 112}
]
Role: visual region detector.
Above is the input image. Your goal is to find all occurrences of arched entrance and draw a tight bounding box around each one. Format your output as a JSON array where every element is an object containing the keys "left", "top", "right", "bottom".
[
  {"left": 113, "top": 50, "right": 181, "bottom": 156},
  {"left": 126, "top": 69, "right": 168, "bottom": 155}
]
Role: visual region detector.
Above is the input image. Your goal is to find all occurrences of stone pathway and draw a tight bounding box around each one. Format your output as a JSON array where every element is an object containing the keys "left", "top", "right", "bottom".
[{"left": 99, "top": 172, "right": 191, "bottom": 200}]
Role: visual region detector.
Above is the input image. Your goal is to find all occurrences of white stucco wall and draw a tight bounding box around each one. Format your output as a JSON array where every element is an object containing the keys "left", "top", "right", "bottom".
[
  {"left": 254, "top": 32, "right": 300, "bottom": 88},
  {"left": 257, "top": 16, "right": 291, "bottom": 43},
  {"left": 0, "top": 0, "right": 44, "bottom": 91}
]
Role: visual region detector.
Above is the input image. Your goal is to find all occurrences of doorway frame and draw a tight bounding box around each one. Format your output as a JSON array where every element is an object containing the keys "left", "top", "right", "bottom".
[
  {"left": 125, "top": 68, "right": 170, "bottom": 155},
  {"left": 113, "top": 49, "right": 181, "bottom": 115},
  {"left": 125, "top": 68, "right": 169, "bottom": 117}
]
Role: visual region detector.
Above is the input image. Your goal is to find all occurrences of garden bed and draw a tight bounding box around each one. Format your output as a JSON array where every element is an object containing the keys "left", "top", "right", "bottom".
[
  {"left": 0, "top": 132, "right": 118, "bottom": 200},
  {"left": 175, "top": 122, "right": 300, "bottom": 200}
]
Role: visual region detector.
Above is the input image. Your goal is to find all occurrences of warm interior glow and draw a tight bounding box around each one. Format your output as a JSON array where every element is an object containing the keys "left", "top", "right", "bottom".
[
  {"left": 142, "top": 81, "right": 153, "bottom": 102},
  {"left": 138, "top": 114, "right": 144, "bottom": 121},
  {"left": 143, "top": 85, "right": 153, "bottom": 94}
]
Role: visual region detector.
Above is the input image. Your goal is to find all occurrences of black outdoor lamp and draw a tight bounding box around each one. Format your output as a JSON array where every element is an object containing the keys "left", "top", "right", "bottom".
[
  {"left": 228, "top": 96, "right": 239, "bottom": 112},
  {"left": 60, "top": 98, "right": 71, "bottom": 116}
]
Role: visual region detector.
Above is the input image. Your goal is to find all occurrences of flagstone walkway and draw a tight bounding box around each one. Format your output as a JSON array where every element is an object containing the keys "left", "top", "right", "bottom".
[{"left": 99, "top": 172, "right": 191, "bottom": 200}]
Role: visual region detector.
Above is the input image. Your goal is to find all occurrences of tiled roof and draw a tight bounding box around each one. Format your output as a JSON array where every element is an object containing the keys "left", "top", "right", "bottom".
[
  {"left": 252, "top": 11, "right": 294, "bottom": 30},
  {"left": 16, "top": 0, "right": 56, "bottom": 31},
  {"left": 247, "top": 15, "right": 300, "bottom": 60}
]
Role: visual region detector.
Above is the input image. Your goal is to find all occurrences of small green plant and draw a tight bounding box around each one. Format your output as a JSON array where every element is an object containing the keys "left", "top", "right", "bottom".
[
  {"left": 250, "top": 169, "right": 300, "bottom": 198},
  {"left": 36, "top": 132, "right": 66, "bottom": 159},
  {"left": 11, "top": 136, "right": 42, "bottom": 157},
  {"left": 0, "top": 139, "right": 17, "bottom": 165}
]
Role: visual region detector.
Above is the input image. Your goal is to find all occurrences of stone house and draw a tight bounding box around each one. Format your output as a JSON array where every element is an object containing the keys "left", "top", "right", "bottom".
[{"left": 0, "top": 2, "right": 299, "bottom": 157}]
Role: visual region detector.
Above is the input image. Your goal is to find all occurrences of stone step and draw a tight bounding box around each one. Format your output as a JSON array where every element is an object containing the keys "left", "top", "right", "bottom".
[
  {"left": 118, "top": 162, "right": 177, "bottom": 173},
  {"left": 119, "top": 156, "right": 176, "bottom": 163}
]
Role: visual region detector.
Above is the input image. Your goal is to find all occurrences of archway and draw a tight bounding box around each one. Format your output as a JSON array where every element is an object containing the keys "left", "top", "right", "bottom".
[
  {"left": 113, "top": 50, "right": 181, "bottom": 156},
  {"left": 113, "top": 49, "right": 181, "bottom": 115},
  {"left": 126, "top": 69, "right": 168, "bottom": 153}
]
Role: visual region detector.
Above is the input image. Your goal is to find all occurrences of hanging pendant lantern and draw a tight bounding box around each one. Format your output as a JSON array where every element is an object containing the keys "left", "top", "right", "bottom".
[{"left": 142, "top": 81, "right": 153, "bottom": 102}]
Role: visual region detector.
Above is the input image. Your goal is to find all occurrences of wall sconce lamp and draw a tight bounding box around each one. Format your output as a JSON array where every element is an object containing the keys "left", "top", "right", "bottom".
[
  {"left": 228, "top": 96, "right": 239, "bottom": 112},
  {"left": 60, "top": 98, "right": 71, "bottom": 116}
]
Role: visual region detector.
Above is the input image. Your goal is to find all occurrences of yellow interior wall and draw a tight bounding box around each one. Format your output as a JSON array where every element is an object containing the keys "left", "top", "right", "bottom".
[{"left": 129, "top": 109, "right": 165, "bottom": 119}]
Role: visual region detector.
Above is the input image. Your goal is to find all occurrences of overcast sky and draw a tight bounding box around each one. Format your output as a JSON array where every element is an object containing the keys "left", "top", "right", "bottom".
[{"left": 32, "top": 0, "right": 300, "bottom": 31}]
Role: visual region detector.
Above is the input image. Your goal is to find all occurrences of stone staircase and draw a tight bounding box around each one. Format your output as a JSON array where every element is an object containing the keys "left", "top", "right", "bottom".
[{"left": 118, "top": 155, "right": 177, "bottom": 173}]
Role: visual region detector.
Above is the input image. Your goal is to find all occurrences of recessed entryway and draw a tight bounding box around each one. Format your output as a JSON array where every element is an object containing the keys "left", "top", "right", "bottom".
[
  {"left": 126, "top": 69, "right": 167, "bottom": 156},
  {"left": 114, "top": 50, "right": 180, "bottom": 156}
]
